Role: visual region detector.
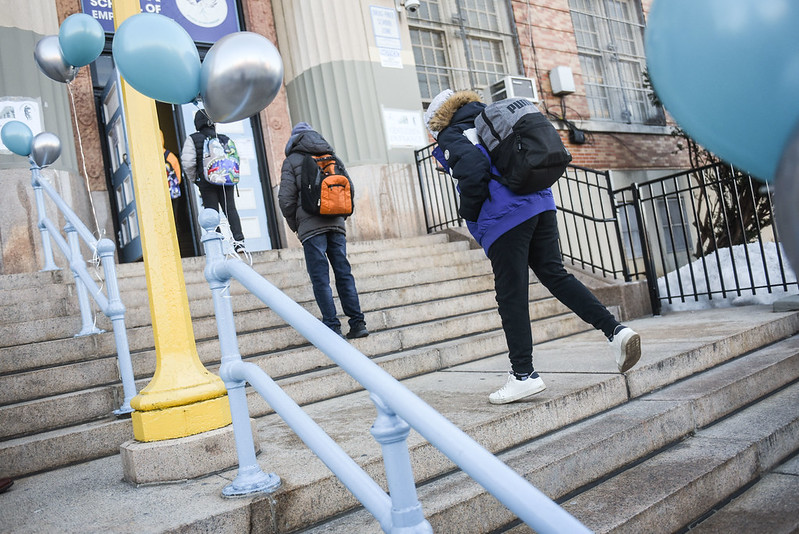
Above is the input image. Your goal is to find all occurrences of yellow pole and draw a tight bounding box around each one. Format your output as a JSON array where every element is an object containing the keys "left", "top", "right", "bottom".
[{"left": 112, "top": 0, "right": 231, "bottom": 441}]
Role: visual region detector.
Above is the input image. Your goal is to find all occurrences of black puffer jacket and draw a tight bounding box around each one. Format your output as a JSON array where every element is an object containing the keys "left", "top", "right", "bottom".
[
  {"left": 278, "top": 127, "right": 347, "bottom": 242},
  {"left": 428, "top": 92, "right": 491, "bottom": 221}
]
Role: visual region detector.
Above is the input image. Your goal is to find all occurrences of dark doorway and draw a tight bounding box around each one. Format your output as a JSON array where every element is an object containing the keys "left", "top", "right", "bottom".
[{"left": 156, "top": 102, "right": 200, "bottom": 257}]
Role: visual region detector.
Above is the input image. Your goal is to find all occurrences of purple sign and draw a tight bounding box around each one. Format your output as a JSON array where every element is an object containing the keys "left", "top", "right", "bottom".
[{"left": 81, "top": 0, "right": 240, "bottom": 44}]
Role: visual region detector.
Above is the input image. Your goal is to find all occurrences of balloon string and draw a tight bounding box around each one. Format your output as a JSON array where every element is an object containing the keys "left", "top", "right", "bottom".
[{"left": 67, "top": 81, "right": 103, "bottom": 241}]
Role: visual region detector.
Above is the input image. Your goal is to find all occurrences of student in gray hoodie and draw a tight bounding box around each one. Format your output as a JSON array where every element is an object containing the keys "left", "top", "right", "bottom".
[{"left": 278, "top": 122, "right": 368, "bottom": 339}]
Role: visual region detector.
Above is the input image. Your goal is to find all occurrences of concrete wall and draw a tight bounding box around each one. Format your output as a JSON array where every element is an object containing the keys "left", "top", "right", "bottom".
[
  {"left": 0, "top": 0, "right": 112, "bottom": 274},
  {"left": 271, "top": 0, "right": 428, "bottom": 245}
]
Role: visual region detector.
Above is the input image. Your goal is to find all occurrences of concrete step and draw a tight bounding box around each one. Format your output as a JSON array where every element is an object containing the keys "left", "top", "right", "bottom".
[
  {"left": 685, "top": 455, "right": 799, "bottom": 533},
  {"left": 297, "top": 318, "right": 799, "bottom": 533},
  {"left": 0, "top": 247, "right": 490, "bottom": 348},
  {"left": 1, "top": 307, "right": 797, "bottom": 534},
  {"left": 0, "top": 271, "right": 506, "bottom": 400},
  {"left": 104, "top": 233, "right": 455, "bottom": 284},
  {"left": 0, "top": 234, "right": 457, "bottom": 321},
  {"left": 111, "top": 240, "right": 472, "bottom": 291},
  {"left": 560, "top": 383, "right": 799, "bottom": 533},
  {"left": 0, "top": 248, "right": 493, "bottom": 362},
  {"left": 0, "top": 290, "right": 582, "bottom": 463}
]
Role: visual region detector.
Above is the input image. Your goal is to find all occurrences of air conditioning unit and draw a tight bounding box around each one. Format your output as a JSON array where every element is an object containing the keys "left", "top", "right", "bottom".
[{"left": 484, "top": 76, "right": 538, "bottom": 103}]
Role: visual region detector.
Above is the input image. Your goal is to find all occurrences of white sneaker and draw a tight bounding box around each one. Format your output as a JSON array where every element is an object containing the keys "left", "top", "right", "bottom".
[
  {"left": 610, "top": 326, "right": 641, "bottom": 372},
  {"left": 489, "top": 372, "right": 546, "bottom": 405}
]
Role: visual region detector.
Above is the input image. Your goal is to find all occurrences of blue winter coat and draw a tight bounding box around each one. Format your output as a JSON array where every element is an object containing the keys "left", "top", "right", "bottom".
[{"left": 434, "top": 98, "right": 556, "bottom": 254}]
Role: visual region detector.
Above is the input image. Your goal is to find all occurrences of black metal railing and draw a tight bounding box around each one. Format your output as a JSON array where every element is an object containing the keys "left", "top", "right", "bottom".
[
  {"left": 415, "top": 143, "right": 797, "bottom": 315},
  {"left": 615, "top": 164, "right": 796, "bottom": 314},
  {"left": 415, "top": 143, "right": 464, "bottom": 233},
  {"left": 552, "top": 164, "right": 630, "bottom": 281}
]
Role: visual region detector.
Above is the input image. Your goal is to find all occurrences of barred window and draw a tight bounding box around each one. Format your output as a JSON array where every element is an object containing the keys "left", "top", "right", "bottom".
[
  {"left": 569, "top": 0, "right": 665, "bottom": 125},
  {"left": 657, "top": 197, "right": 690, "bottom": 254},
  {"left": 409, "top": 0, "right": 521, "bottom": 102},
  {"left": 619, "top": 204, "right": 643, "bottom": 260}
]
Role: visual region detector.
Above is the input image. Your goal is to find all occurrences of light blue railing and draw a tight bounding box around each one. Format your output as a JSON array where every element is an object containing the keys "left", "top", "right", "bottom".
[
  {"left": 199, "top": 208, "right": 590, "bottom": 533},
  {"left": 29, "top": 159, "right": 136, "bottom": 415}
]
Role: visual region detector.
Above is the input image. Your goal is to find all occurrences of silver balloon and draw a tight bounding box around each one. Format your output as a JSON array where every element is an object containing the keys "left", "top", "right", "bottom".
[
  {"left": 200, "top": 32, "right": 283, "bottom": 124},
  {"left": 34, "top": 35, "right": 79, "bottom": 84},
  {"left": 30, "top": 132, "right": 62, "bottom": 168}
]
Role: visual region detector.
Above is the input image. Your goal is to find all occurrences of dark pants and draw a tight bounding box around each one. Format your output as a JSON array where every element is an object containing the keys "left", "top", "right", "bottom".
[
  {"left": 487, "top": 210, "right": 619, "bottom": 375},
  {"left": 197, "top": 181, "right": 244, "bottom": 242},
  {"left": 303, "top": 231, "right": 365, "bottom": 331}
]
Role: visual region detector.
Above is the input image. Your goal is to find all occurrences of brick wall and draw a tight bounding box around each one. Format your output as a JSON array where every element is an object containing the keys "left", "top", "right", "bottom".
[{"left": 511, "top": 0, "right": 689, "bottom": 170}]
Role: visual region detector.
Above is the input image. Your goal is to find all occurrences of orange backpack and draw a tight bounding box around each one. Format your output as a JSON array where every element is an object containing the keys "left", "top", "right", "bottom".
[{"left": 300, "top": 153, "right": 354, "bottom": 217}]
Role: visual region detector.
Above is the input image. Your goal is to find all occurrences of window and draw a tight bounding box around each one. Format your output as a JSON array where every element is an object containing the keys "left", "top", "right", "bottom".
[
  {"left": 569, "top": 0, "right": 664, "bottom": 125},
  {"left": 657, "top": 197, "right": 690, "bottom": 254},
  {"left": 409, "top": 0, "right": 521, "bottom": 101},
  {"left": 618, "top": 203, "right": 642, "bottom": 260}
]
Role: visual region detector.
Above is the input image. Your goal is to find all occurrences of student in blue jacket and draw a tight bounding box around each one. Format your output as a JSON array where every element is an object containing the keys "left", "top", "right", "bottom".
[{"left": 424, "top": 89, "right": 641, "bottom": 404}]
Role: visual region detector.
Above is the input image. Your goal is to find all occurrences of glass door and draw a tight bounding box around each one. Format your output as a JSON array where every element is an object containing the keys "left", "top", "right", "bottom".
[
  {"left": 102, "top": 70, "right": 141, "bottom": 262},
  {"left": 179, "top": 105, "right": 273, "bottom": 252}
]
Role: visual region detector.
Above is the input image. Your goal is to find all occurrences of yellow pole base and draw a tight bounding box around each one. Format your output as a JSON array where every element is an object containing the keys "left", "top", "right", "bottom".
[{"left": 132, "top": 395, "right": 232, "bottom": 442}]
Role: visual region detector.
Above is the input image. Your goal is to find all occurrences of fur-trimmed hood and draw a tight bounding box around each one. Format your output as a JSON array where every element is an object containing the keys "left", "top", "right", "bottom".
[{"left": 424, "top": 90, "right": 482, "bottom": 139}]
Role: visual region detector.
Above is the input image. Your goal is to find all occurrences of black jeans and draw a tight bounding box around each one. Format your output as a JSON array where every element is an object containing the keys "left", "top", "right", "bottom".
[
  {"left": 197, "top": 181, "right": 244, "bottom": 242},
  {"left": 303, "top": 231, "right": 365, "bottom": 331},
  {"left": 487, "top": 210, "right": 619, "bottom": 375}
]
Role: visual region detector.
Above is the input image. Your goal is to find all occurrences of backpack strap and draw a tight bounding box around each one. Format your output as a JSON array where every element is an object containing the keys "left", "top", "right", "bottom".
[
  {"left": 190, "top": 132, "right": 205, "bottom": 183},
  {"left": 478, "top": 109, "right": 501, "bottom": 145}
]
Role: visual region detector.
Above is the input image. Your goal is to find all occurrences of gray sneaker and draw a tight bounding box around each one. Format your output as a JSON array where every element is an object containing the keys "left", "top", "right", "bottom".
[
  {"left": 609, "top": 326, "right": 641, "bottom": 372},
  {"left": 489, "top": 372, "right": 546, "bottom": 404}
]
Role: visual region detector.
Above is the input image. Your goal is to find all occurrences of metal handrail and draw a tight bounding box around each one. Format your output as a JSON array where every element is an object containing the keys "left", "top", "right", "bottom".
[
  {"left": 199, "top": 208, "right": 590, "bottom": 534},
  {"left": 29, "top": 159, "right": 136, "bottom": 415}
]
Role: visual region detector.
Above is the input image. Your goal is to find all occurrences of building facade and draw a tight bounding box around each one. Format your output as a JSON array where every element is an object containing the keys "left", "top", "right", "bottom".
[{"left": 0, "top": 0, "right": 687, "bottom": 275}]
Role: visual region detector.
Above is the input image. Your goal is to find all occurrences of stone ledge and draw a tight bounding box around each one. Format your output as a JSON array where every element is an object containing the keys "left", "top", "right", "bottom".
[
  {"left": 120, "top": 419, "right": 260, "bottom": 485},
  {"left": 774, "top": 294, "right": 799, "bottom": 312}
]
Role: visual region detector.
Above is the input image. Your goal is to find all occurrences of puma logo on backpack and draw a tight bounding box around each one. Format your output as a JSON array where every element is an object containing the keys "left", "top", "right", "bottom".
[
  {"left": 475, "top": 98, "right": 572, "bottom": 194},
  {"left": 300, "top": 153, "right": 354, "bottom": 217}
]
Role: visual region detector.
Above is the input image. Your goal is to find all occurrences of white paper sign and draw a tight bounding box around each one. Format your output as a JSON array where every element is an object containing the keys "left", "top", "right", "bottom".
[
  {"left": 383, "top": 108, "right": 427, "bottom": 148},
  {"left": 370, "top": 6, "right": 402, "bottom": 49},
  {"left": 379, "top": 48, "right": 403, "bottom": 69},
  {"left": 0, "top": 98, "right": 44, "bottom": 154}
]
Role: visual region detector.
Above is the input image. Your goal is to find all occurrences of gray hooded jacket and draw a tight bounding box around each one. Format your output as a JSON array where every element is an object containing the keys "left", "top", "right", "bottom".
[{"left": 278, "top": 123, "right": 347, "bottom": 242}]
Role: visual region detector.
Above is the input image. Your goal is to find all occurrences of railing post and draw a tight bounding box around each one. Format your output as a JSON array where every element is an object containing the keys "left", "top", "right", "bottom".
[
  {"left": 631, "top": 183, "right": 662, "bottom": 315},
  {"left": 605, "top": 170, "right": 632, "bottom": 282},
  {"left": 29, "top": 160, "right": 59, "bottom": 271},
  {"left": 66, "top": 221, "right": 104, "bottom": 337},
  {"left": 201, "top": 208, "right": 281, "bottom": 497},
  {"left": 370, "top": 393, "right": 432, "bottom": 534},
  {"left": 96, "top": 238, "right": 136, "bottom": 415}
]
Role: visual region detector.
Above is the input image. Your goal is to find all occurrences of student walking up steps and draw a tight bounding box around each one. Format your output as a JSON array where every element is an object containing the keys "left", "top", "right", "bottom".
[{"left": 424, "top": 89, "right": 641, "bottom": 404}]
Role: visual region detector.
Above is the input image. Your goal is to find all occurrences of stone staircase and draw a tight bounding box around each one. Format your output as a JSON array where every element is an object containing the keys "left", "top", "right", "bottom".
[{"left": 1, "top": 232, "right": 798, "bottom": 533}]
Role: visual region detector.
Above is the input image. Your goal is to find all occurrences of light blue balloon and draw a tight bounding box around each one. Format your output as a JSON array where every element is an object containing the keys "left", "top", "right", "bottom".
[
  {"left": 646, "top": 0, "right": 799, "bottom": 182},
  {"left": 1, "top": 121, "right": 34, "bottom": 157},
  {"left": 59, "top": 13, "right": 105, "bottom": 68},
  {"left": 111, "top": 13, "right": 201, "bottom": 104}
]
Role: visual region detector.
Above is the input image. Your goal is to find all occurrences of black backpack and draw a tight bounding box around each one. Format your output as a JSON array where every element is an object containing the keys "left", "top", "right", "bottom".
[
  {"left": 300, "top": 153, "right": 354, "bottom": 217},
  {"left": 475, "top": 98, "right": 572, "bottom": 194}
]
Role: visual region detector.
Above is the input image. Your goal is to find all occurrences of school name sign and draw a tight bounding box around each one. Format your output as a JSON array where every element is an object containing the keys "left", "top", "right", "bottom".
[{"left": 81, "top": 0, "right": 240, "bottom": 44}]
